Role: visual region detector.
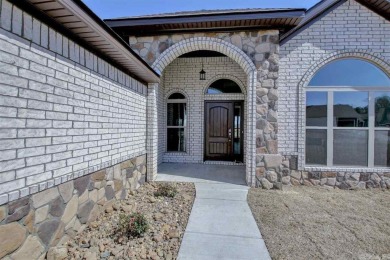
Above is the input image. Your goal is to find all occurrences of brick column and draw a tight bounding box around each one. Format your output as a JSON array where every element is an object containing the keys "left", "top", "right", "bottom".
[{"left": 146, "top": 83, "right": 158, "bottom": 181}]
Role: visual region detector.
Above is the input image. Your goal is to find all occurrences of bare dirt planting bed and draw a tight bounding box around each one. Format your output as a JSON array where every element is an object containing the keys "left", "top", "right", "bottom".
[
  {"left": 248, "top": 187, "right": 390, "bottom": 260},
  {"left": 63, "top": 182, "right": 195, "bottom": 260}
]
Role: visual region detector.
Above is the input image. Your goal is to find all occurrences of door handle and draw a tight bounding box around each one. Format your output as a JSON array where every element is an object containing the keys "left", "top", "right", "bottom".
[{"left": 228, "top": 128, "right": 232, "bottom": 139}]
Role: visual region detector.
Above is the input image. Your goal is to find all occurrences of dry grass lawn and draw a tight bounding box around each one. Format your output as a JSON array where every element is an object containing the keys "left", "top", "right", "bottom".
[{"left": 248, "top": 187, "right": 390, "bottom": 260}]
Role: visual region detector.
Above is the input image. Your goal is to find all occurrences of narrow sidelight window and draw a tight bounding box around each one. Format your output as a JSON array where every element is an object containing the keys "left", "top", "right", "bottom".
[{"left": 167, "top": 93, "right": 187, "bottom": 152}]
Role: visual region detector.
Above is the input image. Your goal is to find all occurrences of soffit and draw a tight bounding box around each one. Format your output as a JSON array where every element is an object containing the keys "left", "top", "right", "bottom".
[
  {"left": 105, "top": 9, "right": 306, "bottom": 36},
  {"left": 22, "top": 0, "right": 160, "bottom": 82}
]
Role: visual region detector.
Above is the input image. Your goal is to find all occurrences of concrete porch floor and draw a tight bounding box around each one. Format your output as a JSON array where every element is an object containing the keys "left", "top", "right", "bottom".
[
  {"left": 155, "top": 163, "right": 271, "bottom": 260},
  {"left": 156, "top": 163, "right": 246, "bottom": 185}
]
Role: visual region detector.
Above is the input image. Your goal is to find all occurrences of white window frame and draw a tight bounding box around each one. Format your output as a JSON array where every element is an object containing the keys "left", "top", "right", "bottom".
[
  {"left": 305, "top": 86, "right": 390, "bottom": 168},
  {"left": 166, "top": 96, "right": 187, "bottom": 153}
]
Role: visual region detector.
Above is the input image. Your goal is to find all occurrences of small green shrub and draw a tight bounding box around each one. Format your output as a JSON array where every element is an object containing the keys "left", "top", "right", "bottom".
[
  {"left": 154, "top": 183, "right": 178, "bottom": 198},
  {"left": 117, "top": 212, "right": 148, "bottom": 238}
]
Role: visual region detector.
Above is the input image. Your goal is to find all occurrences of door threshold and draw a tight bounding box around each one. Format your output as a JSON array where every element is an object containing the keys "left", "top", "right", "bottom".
[{"left": 203, "top": 160, "right": 245, "bottom": 166}]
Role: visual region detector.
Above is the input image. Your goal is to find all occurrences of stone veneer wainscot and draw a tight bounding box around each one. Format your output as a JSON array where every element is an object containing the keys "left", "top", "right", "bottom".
[{"left": 0, "top": 155, "right": 146, "bottom": 259}]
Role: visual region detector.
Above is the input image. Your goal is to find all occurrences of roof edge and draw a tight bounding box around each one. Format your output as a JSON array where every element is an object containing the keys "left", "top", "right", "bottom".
[
  {"left": 105, "top": 9, "right": 306, "bottom": 29},
  {"left": 105, "top": 8, "right": 307, "bottom": 22},
  {"left": 67, "top": 0, "right": 160, "bottom": 80},
  {"left": 10, "top": 0, "right": 160, "bottom": 83},
  {"left": 280, "top": 0, "right": 346, "bottom": 45}
]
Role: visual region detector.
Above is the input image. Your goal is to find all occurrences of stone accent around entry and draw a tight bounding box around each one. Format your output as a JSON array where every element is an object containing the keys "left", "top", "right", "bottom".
[
  {"left": 130, "top": 31, "right": 279, "bottom": 186},
  {"left": 255, "top": 155, "right": 390, "bottom": 190},
  {"left": 0, "top": 154, "right": 146, "bottom": 259}
]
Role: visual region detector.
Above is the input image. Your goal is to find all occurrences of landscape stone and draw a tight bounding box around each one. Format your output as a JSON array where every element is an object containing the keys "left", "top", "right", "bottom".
[
  {"left": 6, "top": 204, "right": 30, "bottom": 223},
  {"left": 49, "top": 196, "right": 65, "bottom": 217},
  {"left": 47, "top": 247, "right": 68, "bottom": 260},
  {"left": 106, "top": 167, "right": 114, "bottom": 181},
  {"left": 231, "top": 34, "right": 242, "bottom": 49},
  {"left": 105, "top": 186, "right": 115, "bottom": 200},
  {"left": 32, "top": 188, "right": 59, "bottom": 209},
  {"left": 11, "top": 235, "right": 44, "bottom": 260},
  {"left": 113, "top": 165, "right": 121, "bottom": 180},
  {"left": 113, "top": 180, "right": 123, "bottom": 192},
  {"left": 290, "top": 170, "right": 301, "bottom": 180},
  {"left": 61, "top": 195, "right": 78, "bottom": 224},
  {"left": 0, "top": 222, "right": 26, "bottom": 258},
  {"left": 65, "top": 216, "right": 76, "bottom": 231},
  {"left": 120, "top": 160, "right": 134, "bottom": 170},
  {"left": 0, "top": 206, "right": 6, "bottom": 222},
  {"left": 266, "top": 171, "right": 278, "bottom": 183},
  {"left": 260, "top": 178, "right": 273, "bottom": 190},
  {"left": 58, "top": 181, "right": 74, "bottom": 203},
  {"left": 98, "top": 188, "right": 105, "bottom": 200},
  {"left": 50, "top": 221, "right": 65, "bottom": 247},
  {"left": 35, "top": 205, "right": 49, "bottom": 224},
  {"left": 326, "top": 178, "right": 337, "bottom": 186},
  {"left": 74, "top": 175, "right": 90, "bottom": 195},
  {"left": 91, "top": 170, "right": 105, "bottom": 182},
  {"left": 23, "top": 210, "right": 35, "bottom": 233},
  {"left": 8, "top": 197, "right": 29, "bottom": 214},
  {"left": 37, "top": 219, "right": 60, "bottom": 246},
  {"left": 89, "top": 189, "right": 98, "bottom": 202},
  {"left": 263, "top": 154, "right": 282, "bottom": 169},
  {"left": 79, "top": 190, "right": 89, "bottom": 205},
  {"left": 87, "top": 205, "right": 99, "bottom": 223},
  {"left": 290, "top": 178, "right": 301, "bottom": 186},
  {"left": 77, "top": 200, "right": 95, "bottom": 224},
  {"left": 281, "top": 176, "right": 290, "bottom": 185}
]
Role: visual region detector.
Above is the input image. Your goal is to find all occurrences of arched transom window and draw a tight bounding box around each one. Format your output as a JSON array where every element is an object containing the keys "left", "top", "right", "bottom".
[
  {"left": 167, "top": 93, "right": 187, "bottom": 152},
  {"left": 207, "top": 79, "right": 242, "bottom": 94},
  {"left": 305, "top": 58, "right": 390, "bottom": 168}
]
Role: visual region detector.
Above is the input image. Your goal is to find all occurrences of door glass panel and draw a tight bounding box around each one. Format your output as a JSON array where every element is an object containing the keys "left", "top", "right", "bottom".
[
  {"left": 333, "top": 130, "right": 368, "bottom": 166},
  {"left": 375, "top": 92, "right": 390, "bottom": 127},
  {"left": 375, "top": 131, "right": 390, "bottom": 167},
  {"left": 167, "top": 103, "right": 186, "bottom": 126},
  {"left": 233, "top": 104, "right": 241, "bottom": 155},
  {"left": 334, "top": 92, "right": 368, "bottom": 127},
  {"left": 306, "top": 130, "right": 327, "bottom": 165},
  {"left": 306, "top": 92, "right": 327, "bottom": 126},
  {"left": 167, "top": 128, "right": 185, "bottom": 152}
]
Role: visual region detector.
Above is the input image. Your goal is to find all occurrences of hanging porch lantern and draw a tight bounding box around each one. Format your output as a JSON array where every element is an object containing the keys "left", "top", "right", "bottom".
[{"left": 199, "top": 60, "right": 206, "bottom": 80}]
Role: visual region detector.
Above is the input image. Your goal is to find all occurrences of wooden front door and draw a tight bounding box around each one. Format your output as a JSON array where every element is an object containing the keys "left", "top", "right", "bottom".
[{"left": 205, "top": 101, "right": 243, "bottom": 161}]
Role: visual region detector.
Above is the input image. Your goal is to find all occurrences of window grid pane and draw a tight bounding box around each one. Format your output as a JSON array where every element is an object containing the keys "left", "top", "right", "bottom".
[
  {"left": 333, "top": 92, "right": 368, "bottom": 127},
  {"left": 374, "top": 130, "right": 390, "bottom": 167},
  {"left": 333, "top": 130, "right": 368, "bottom": 166},
  {"left": 375, "top": 92, "right": 390, "bottom": 128},
  {"left": 306, "top": 129, "right": 327, "bottom": 165},
  {"left": 306, "top": 92, "right": 327, "bottom": 126}
]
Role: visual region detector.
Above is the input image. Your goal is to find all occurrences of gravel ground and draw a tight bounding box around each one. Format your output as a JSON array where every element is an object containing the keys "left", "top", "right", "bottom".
[
  {"left": 64, "top": 182, "right": 195, "bottom": 260},
  {"left": 248, "top": 187, "right": 390, "bottom": 260}
]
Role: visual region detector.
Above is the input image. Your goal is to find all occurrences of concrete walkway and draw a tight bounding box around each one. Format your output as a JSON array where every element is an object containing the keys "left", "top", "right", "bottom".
[{"left": 156, "top": 163, "right": 271, "bottom": 260}]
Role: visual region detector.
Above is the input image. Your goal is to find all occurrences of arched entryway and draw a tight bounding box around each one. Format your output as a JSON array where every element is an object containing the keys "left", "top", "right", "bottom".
[{"left": 147, "top": 37, "right": 257, "bottom": 186}]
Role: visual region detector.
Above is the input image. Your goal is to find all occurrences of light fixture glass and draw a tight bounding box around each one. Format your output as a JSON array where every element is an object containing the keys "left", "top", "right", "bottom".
[{"left": 199, "top": 60, "right": 206, "bottom": 80}]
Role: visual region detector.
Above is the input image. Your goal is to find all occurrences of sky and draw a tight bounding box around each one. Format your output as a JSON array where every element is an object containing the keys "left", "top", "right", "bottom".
[{"left": 82, "top": 0, "right": 320, "bottom": 19}]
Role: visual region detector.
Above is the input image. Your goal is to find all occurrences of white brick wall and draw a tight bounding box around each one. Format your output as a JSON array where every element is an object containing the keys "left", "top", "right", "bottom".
[
  {"left": 0, "top": 0, "right": 148, "bottom": 205},
  {"left": 158, "top": 56, "right": 247, "bottom": 163},
  {"left": 279, "top": 0, "right": 390, "bottom": 166}
]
